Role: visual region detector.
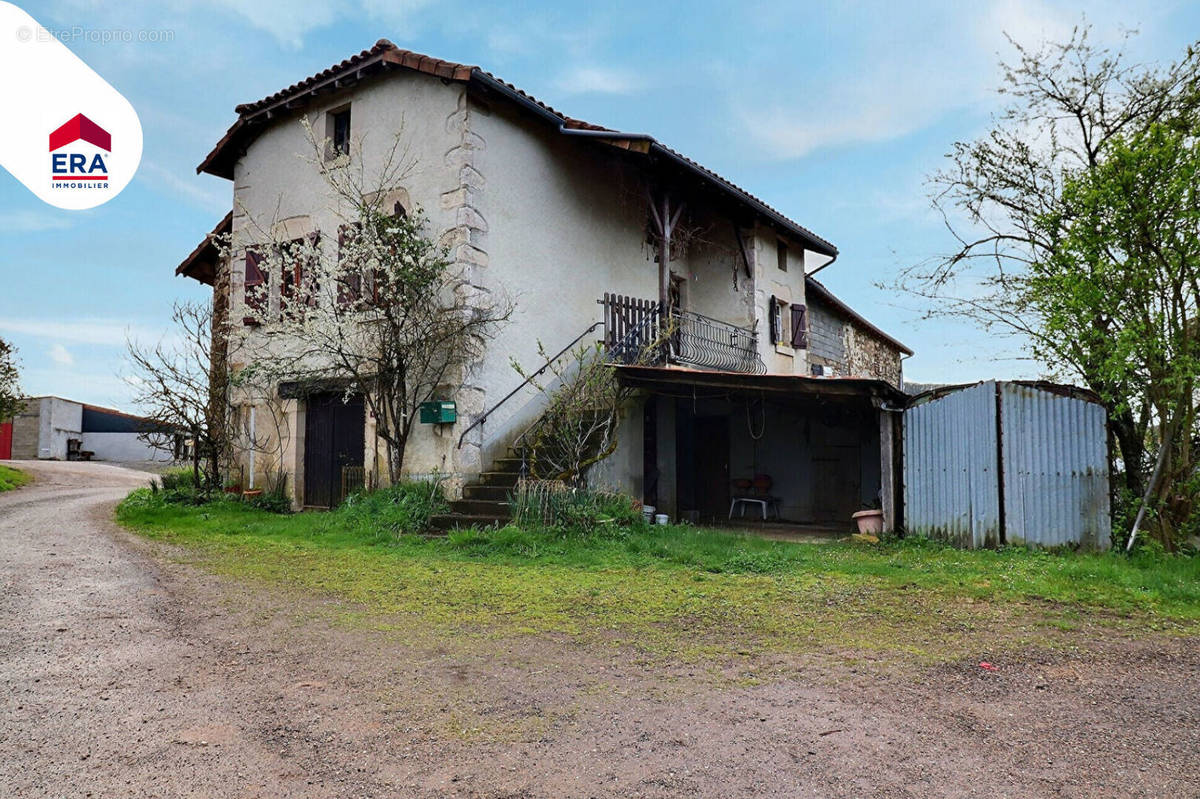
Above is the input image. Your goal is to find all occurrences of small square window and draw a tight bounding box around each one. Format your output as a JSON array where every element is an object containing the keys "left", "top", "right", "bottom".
[
  {"left": 776, "top": 240, "right": 788, "bottom": 272},
  {"left": 327, "top": 105, "right": 351, "bottom": 159}
]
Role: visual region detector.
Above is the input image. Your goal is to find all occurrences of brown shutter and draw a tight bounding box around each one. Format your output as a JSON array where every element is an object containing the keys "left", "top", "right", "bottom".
[
  {"left": 336, "top": 224, "right": 361, "bottom": 307},
  {"left": 305, "top": 231, "right": 321, "bottom": 308},
  {"left": 790, "top": 303, "right": 808, "bottom": 349},
  {"left": 768, "top": 295, "right": 778, "bottom": 344},
  {"left": 243, "top": 249, "right": 265, "bottom": 325}
]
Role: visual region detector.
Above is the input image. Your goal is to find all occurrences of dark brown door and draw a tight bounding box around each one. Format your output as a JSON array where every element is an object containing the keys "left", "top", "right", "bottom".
[
  {"left": 694, "top": 416, "right": 730, "bottom": 522},
  {"left": 813, "top": 445, "right": 860, "bottom": 524},
  {"left": 304, "top": 393, "right": 365, "bottom": 508}
]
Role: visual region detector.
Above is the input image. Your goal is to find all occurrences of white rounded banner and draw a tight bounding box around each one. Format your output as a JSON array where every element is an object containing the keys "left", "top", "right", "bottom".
[{"left": 0, "top": 2, "right": 143, "bottom": 210}]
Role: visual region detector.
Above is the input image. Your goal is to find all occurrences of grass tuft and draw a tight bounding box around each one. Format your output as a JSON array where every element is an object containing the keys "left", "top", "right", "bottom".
[{"left": 0, "top": 465, "right": 30, "bottom": 492}]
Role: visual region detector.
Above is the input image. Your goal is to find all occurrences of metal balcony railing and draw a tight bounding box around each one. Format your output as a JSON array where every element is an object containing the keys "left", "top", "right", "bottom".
[
  {"left": 669, "top": 309, "right": 765, "bottom": 374},
  {"left": 600, "top": 294, "right": 763, "bottom": 374}
]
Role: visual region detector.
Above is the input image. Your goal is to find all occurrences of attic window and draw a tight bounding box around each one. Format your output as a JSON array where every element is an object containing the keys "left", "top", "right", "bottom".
[
  {"left": 776, "top": 240, "right": 788, "bottom": 272},
  {"left": 327, "top": 105, "right": 351, "bottom": 158}
]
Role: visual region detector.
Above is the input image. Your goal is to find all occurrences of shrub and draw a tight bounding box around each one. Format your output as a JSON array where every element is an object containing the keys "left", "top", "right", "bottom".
[
  {"left": 158, "top": 467, "right": 198, "bottom": 492},
  {"left": 336, "top": 479, "right": 449, "bottom": 537},
  {"left": 510, "top": 480, "right": 643, "bottom": 536}
]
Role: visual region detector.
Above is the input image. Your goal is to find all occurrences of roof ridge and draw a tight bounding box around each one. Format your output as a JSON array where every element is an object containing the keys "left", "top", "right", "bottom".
[{"left": 197, "top": 40, "right": 840, "bottom": 259}]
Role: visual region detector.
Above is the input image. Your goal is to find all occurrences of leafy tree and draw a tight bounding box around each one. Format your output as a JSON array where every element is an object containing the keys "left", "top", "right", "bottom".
[
  {"left": 0, "top": 337, "right": 22, "bottom": 422},
  {"left": 896, "top": 27, "right": 1200, "bottom": 542},
  {"left": 1034, "top": 123, "right": 1200, "bottom": 546}
]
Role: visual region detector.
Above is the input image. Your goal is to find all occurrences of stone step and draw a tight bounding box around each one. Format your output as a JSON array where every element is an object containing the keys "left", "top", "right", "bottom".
[
  {"left": 462, "top": 484, "right": 512, "bottom": 502},
  {"left": 428, "top": 513, "right": 509, "bottom": 531},
  {"left": 490, "top": 457, "right": 525, "bottom": 473},
  {"left": 450, "top": 498, "right": 511, "bottom": 517},
  {"left": 478, "top": 471, "right": 519, "bottom": 487}
]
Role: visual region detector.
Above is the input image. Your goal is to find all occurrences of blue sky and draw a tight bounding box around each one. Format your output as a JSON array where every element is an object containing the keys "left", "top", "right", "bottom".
[{"left": 3, "top": 0, "right": 1198, "bottom": 409}]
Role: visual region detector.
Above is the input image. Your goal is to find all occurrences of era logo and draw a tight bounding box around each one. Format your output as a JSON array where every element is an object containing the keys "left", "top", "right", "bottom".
[{"left": 49, "top": 113, "right": 111, "bottom": 187}]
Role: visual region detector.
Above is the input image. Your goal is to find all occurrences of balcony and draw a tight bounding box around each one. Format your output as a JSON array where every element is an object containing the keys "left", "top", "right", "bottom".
[
  {"left": 670, "top": 309, "right": 764, "bottom": 374},
  {"left": 602, "top": 294, "right": 764, "bottom": 374}
]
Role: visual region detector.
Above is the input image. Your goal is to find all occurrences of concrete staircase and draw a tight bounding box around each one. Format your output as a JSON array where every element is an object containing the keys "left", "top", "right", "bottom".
[{"left": 428, "top": 455, "right": 523, "bottom": 531}]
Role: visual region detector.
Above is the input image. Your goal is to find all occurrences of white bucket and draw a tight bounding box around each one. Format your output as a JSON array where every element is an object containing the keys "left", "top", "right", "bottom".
[
  {"left": 642, "top": 505, "right": 656, "bottom": 522},
  {"left": 654, "top": 513, "right": 669, "bottom": 525}
]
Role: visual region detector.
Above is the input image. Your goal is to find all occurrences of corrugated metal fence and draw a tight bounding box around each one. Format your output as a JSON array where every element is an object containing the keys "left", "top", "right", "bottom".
[{"left": 903, "top": 381, "right": 1110, "bottom": 550}]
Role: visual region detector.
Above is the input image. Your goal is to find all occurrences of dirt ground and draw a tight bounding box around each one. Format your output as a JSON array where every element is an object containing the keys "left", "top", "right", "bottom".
[{"left": 1, "top": 460, "right": 1197, "bottom": 798}]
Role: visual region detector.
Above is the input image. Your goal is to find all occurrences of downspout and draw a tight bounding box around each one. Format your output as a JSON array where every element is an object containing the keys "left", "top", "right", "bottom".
[{"left": 248, "top": 406, "right": 256, "bottom": 490}]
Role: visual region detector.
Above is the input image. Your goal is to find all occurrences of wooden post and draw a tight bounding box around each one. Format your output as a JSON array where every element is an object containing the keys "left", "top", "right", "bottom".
[{"left": 658, "top": 194, "right": 671, "bottom": 312}]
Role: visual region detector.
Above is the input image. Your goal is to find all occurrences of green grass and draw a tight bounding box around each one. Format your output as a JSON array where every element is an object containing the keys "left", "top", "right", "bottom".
[
  {"left": 0, "top": 465, "right": 30, "bottom": 492},
  {"left": 115, "top": 489, "right": 1200, "bottom": 662}
]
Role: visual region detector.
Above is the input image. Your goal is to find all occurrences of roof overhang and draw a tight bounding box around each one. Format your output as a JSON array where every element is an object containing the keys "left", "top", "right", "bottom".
[
  {"left": 614, "top": 364, "right": 906, "bottom": 405},
  {"left": 175, "top": 211, "right": 232, "bottom": 286},
  {"left": 196, "top": 41, "right": 837, "bottom": 258}
]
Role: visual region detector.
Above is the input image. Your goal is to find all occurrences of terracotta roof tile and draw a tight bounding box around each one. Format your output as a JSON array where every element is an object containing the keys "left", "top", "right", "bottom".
[{"left": 197, "top": 41, "right": 840, "bottom": 259}]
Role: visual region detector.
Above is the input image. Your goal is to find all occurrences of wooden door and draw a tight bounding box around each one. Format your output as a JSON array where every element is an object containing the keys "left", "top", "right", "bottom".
[
  {"left": 813, "top": 445, "right": 860, "bottom": 524},
  {"left": 303, "top": 393, "right": 365, "bottom": 508},
  {"left": 694, "top": 417, "right": 730, "bottom": 521}
]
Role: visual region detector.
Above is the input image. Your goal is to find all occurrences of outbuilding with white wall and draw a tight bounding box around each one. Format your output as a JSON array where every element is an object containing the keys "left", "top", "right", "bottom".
[{"left": 3, "top": 396, "right": 177, "bottom": 465}]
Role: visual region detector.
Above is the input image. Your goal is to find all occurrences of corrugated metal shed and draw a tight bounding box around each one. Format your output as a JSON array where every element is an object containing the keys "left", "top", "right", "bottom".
[
  {"left": 904, "top": 381, "right": 1000, "bottom": 548},
  {"left": 903, "top": 381, "right": 1110, "bottom": 550},
  {"left": 999, "top": 382, "right": 1110, "bottom": 549}
]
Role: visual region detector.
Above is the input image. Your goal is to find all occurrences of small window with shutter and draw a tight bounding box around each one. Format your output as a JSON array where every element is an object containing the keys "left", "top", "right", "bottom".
[
  {"left": 769, "top": 295, "right": 786, "bottom": 345},
  {"left": 280, "top": 233, "right": 320, "bottom": 320},
  {"left": 336, "top": 224, "right": 362, "bottom": 308},
  {"left": 243, "top": 249, "right": 265, "bottom": 326},
  {"left": 776, "top": 240, "right": 788, "bottom": 272}
]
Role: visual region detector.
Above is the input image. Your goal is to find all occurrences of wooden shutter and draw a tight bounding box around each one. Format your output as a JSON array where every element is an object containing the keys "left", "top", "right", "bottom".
[
  {"left": 768, "top": 295, "right": 778, "bottom": 344},
  {"left": 304, "top": 231, "right": 320, "bottom": 308},
  {"left": 790, "top": 303, "right": 808, "bottom": 349},
  {"left": 243, "top": 249, "right": 265, "bottom": 325},
  {"left": 336, "top": 224, "right": 362, "bottom": 307}
]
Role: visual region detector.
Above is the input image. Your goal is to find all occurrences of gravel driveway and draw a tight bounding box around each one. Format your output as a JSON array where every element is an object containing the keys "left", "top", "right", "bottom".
[{"left": 1, "top": 460, "right": 1197, "bottom": 798}]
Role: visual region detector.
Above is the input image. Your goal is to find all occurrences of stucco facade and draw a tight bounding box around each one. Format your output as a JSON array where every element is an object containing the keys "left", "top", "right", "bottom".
[{"left": 188, "top": 42, "right": 910, "bottom": 512}]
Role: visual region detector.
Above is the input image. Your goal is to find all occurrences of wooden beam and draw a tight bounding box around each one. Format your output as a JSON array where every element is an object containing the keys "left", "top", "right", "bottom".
[
  {"left": 734, "top": 224, "right": 753, "bottom": 278},
  {"left": 658, "top": 194, "right": 671, "bottom": 310}
]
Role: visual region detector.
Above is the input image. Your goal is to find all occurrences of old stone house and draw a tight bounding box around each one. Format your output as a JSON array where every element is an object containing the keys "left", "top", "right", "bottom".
[{"left": 176, "top": 41, "right": 911, "bottom": 530}]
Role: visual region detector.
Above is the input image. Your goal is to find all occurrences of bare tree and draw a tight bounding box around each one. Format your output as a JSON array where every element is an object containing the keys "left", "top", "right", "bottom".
[
  {"left": 126, "top": 301, "right": 225, "bottom": 488},
  {"left": 227, "top": 122, "right": 511, "bottom": 485}
]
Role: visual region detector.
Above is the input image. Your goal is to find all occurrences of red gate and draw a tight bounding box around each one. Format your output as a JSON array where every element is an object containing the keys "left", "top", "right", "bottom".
[{"left": 0, "top": 421, "right": 12, "bottom": 460}]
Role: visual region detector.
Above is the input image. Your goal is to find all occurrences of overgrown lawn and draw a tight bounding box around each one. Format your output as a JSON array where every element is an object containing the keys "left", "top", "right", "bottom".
[{"left": 116, "top": 489, "right": 1200, "bottom": 663}]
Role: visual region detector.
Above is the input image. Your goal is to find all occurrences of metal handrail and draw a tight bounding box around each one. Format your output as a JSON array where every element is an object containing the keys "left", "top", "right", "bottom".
[
  {"left": 456, "top": 321, "right": 604, "bottom": 449},
  {"left": 515, "top": 309, "right": 666, "bottom": 477}
]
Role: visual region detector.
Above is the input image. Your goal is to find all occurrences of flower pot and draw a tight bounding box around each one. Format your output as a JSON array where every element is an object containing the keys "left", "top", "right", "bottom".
[{"left": 851, "top": 509, "right": 884, "bottom": 534}]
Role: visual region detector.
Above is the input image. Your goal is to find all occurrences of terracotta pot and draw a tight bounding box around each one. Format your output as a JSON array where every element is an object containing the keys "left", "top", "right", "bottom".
[{"left": 851, "top": 509, "right": 884, "bottom": 534}]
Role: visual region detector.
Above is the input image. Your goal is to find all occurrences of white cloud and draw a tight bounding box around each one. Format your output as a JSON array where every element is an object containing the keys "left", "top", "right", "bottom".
[
  {"left": 0, "top": 210, "right": 74, "bottom": 233},
  {"left": 206, "top": 0, "right": 342, "bottom": 49},
  {"left": 0, "top": 318, "right": 165, "bottom": 347},
  {"left": 554, "top": 66, "right": 639, "bottom": 96},
  {"left": 140, "top": 161, "right": 229, "bottom": 214},
  {"left": 48, "top": 344, "right": 75, "bottom": 366},
  {"left": 739, "top": 0, "right": 1149, "bottom": 160}
]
